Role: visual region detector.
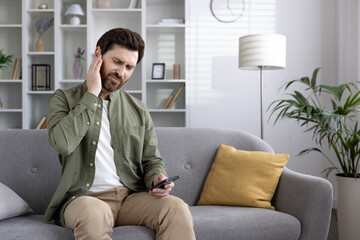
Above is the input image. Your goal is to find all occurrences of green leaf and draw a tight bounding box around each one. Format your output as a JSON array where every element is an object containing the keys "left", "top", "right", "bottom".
[{"left": 311, "top": 67, "right": 321, "bottom": 91}]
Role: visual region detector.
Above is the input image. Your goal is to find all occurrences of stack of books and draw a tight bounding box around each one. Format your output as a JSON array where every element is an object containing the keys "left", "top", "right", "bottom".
[
  {"left": 10, "top": 58, "right": 22, "bottom": 79},
  {"left": 35, "top": 116, "right": 47, "bottom": 129},
  {"left": 163, "top": 83, "right": 185, "bottom": 109}
]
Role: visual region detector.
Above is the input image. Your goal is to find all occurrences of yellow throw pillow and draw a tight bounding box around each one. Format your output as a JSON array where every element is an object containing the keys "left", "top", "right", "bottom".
[{"left": 198, "top": 144, "right": 289, "bottom": 210}]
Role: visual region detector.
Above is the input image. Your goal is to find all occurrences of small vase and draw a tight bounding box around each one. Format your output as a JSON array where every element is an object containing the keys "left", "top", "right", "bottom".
[
  {"left": 36, "top": 37, "right": 44, "bottom": 52},
  {"left": 73, "top": 58, "right": 83, "bottom": 79},
  {"left": 95, "top": 0, "right": 110, "bottom": 8}
]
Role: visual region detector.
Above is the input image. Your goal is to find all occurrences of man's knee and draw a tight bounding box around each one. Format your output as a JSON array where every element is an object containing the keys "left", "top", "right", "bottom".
[
  {"left": 160, "top": 196, "right": 193, "bottom": 222},
  {"left": 64, "top": 196, "right": 114, "bottom": 240}
]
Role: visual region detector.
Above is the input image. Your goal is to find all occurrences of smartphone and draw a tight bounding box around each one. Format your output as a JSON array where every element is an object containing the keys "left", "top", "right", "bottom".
[{"left": 148, "top": 176, "right": 180, "bottom": 191}]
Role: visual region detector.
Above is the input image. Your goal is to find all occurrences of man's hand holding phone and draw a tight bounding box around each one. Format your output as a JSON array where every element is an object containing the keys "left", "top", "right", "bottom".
[
  {"left": 149, "top": 173, "right": 179, "bottom": 198},
  {"left": 86, "top": 46, "right": 103, "bottom": 97}
]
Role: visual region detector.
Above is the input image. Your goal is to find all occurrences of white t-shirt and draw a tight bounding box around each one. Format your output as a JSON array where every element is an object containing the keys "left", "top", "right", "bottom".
[{"left": 89, "top": 99, "right": 123, "bottom": 192}]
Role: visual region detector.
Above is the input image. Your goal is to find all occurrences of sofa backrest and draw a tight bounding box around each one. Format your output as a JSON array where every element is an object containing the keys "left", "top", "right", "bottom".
[{"left": 0, "top": 128, "right": 273, "bottom": 214}]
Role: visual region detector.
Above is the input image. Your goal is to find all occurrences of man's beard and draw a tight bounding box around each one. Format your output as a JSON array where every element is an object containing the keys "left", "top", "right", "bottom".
[{"left": 100, "top": 63, "right": 125, "bottom": 93}]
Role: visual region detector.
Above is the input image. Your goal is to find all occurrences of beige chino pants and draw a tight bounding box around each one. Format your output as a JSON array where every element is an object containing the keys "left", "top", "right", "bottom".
[{"left": 63, "top": 187, "right": 196, "bottom": 240}]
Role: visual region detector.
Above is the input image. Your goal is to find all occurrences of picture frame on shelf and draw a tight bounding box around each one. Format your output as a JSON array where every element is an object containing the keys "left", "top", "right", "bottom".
[
  {"left": 152, "top": 63, "right": 165, "bottom": 80},
  {"left": 32, "top": 64, "right": 51, "bottom": 91}
]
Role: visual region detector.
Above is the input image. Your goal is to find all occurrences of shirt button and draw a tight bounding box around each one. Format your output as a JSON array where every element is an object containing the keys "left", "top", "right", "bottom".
[
  {"left": 94, "top": 103, "right": 97, "bottom": 107},
  {"left": 72, "top": 196, "right": 76, "bottom": 199},
  {"left": 86, "top": 183, "right": 90, "bottom": 187},
  {"left": 96, "top": 121, "right": 100, "bottom": 125},
  {"left": 87, "top": 122, "right": 90, "bottom": 125},
  {"left": 98, "top": 104, "right": 101, "bottom": 108},
  {"left": 90, "top": 163, "right": 93, "bottom": 167},
  {"left": 92, "top": 141, "right": 96, "bottom": 145}
]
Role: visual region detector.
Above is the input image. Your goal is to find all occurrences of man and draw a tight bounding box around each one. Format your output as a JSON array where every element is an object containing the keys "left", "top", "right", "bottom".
[{"left": 44, "top": 28, "right": 195, "bottom": 240}]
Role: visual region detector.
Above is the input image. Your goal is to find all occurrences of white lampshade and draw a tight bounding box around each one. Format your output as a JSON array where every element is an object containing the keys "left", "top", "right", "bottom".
[
  {"left": 65, "top": 4, "right": 84, "bottom": 16},
  {"left": 239, "top": 34, "right": 286, "bottom": 70}
]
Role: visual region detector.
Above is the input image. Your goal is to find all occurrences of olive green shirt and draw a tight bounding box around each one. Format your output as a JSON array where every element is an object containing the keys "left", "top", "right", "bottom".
[{"left": 44, "top": 82, "right": 167, "bottom": 225}]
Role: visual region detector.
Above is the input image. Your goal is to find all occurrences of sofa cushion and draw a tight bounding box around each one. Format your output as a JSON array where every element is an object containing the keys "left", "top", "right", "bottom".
[
  {"left": 191, "top": 206, "right": 300, "bottom": 240},
  {"left": 198, "top": 144, "right": 289, "bottom": 209},
  {"left": 0, "top": 182, "right": 33, "bottom": 221},
  {"left": 0, "top": 215, "right": 156, "bottom": 240},
  {"left": 0, "top": 208, "right": 301, "bottom": 240}
]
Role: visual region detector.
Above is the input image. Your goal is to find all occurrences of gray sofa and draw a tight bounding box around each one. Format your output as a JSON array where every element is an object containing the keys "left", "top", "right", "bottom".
[{"left": 0, "top": 128, "right": 333, "bottom": 240}]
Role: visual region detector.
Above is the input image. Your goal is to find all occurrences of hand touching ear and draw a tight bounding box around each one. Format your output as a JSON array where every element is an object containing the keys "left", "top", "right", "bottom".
[{"left": 86, "top": 46, "right": 103, "bottom": 96}]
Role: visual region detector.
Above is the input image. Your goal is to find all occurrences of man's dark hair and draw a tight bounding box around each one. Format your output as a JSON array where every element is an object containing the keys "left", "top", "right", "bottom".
[{"left": 96, "top": 28, "right": 145, "bottom": 63}]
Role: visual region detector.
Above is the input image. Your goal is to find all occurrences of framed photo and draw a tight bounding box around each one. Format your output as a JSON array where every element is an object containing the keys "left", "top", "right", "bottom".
[
  {"left": 32, "top": 64, "right": 51, "bottom": 91},
  {"left": 152, "top": 63, "right": 165, "bottom": 79}
]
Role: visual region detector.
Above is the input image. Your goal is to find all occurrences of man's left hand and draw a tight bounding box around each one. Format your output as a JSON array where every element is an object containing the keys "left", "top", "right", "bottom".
[{"left": 149, "top": 173, "right": 174, "bottom": 198}]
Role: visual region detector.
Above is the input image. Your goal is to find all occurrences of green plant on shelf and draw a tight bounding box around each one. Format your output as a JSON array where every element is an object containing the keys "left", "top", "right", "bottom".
[
  {"left": 74, "top": 47, "right": 85, "bottom": 60},
  {"left": 0, "top": 49, "right": 13, "bottom": 70}
]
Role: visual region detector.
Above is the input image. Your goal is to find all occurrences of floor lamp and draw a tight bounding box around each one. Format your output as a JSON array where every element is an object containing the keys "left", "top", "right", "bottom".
[{"left": 239, "top": 34, "right": 286, "bottom": 139}]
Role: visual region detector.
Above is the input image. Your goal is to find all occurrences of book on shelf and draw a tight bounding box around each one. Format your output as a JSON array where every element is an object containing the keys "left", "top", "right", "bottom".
[
  {"left": 35, "top": 116, "right": 47, "bottom": 129},
  {"left": 159, "top": 18, "right": 185, "bottom": 25},
  {"left": 163, "top": 94, "right": 174, "bottom": 109},
  {"left": 162, "top": 83, "right": 185, "bottom": 109},
  {"left": 10, "top": 58, "right": 22, "bottom": 80}
]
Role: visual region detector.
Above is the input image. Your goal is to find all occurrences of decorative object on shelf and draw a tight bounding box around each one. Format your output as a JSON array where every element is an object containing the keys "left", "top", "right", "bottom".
[
  {"left": 128, "top": 0, "right": 137, "bottom": 9},
  {"left": 73, "top": 47, "right": 85, "bottom": 79},
  {"left": 159, "top": 18, "right": 185, "bottom": 25},
  {"left": 38, "top": 3, "right": 48, "bottom": 9},
  {"left": 35, "top": 116, "right": 47, "bottom": 129},
  {"left": 34, "top": 17, "right": 54, "bottom": 52},
  {"left": 239, "top": 34, "right": 286, "bottom": 139},
  {"left": 95, "top": 0, "right": 110, "bottom": 8},
  {"left": 151, "top": 63, "right": 165, "bottom": 79},
  {"left": 173, "top": 64, "right": 181, "bottom": 79},
  {"left": 10, "top": 58, "right": 22, "bottom": 80},
  {"left": 65, "top": 4, "right": 85, "bottom": 25},
  {"left": 0, "top": 49, "right": 13, "bottom": 70},
  {"left": 268, "top": 67, "right": 360, "bottom": 240},
  {"left": 32, "top": 64, "right": 51, "bottom": 91},
  {"left": 163, "top": 83, "right": 185, "bottom": 109},
  {"left": 0, "top": 98, "right": 3, "bottom": 108},
  {"left": 210, "top": 0, "right": 245, "bottom": 23}
]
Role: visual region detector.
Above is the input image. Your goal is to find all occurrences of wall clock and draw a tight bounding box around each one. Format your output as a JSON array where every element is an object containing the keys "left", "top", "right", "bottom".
[{"left": 210, "top": 0, "right": 245, "bottom": 23}]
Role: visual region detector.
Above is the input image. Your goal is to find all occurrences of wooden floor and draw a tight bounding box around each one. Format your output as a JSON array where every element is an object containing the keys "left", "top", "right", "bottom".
[{"left": 327, "top": 209, "right": 338, "bottom": 240}]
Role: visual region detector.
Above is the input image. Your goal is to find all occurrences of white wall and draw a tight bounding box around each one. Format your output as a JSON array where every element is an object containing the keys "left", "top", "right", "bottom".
[{"left": 187, "top": 0, "right": 343, "bottom": 202}]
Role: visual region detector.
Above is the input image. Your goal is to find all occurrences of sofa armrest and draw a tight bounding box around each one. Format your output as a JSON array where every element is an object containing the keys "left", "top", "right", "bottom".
[{"left": 272, "top": 167, "right": 333, "bottom": 240}]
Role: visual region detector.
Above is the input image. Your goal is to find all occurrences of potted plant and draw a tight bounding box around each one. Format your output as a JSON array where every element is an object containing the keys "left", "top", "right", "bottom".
[
  {"left": 269, "top": 67, "right": 360, "bottom": 240},
  {"left": 73, "top": 47, "right": 85, "bottom": 79},
  {"left": 0, "top": 49, "right": 13, "bottom": 70}
]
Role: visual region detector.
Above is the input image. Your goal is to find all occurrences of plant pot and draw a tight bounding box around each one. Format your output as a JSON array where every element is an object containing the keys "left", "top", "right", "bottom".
[
  {"left": 73, "top": 58, "right": 83, "bottom": 79},
  {"left": 336, "top": 174, "right": 360, "bottom": 240}
]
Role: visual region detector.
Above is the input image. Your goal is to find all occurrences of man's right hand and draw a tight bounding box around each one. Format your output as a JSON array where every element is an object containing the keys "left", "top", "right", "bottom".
[{"left": 86, "top": 46, "right": 103, "bottom": 97}]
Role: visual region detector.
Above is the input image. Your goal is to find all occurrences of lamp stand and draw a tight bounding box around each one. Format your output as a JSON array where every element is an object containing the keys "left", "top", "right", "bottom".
[{"left": 259, "top": 66, "right": 264, "bottom": 140}]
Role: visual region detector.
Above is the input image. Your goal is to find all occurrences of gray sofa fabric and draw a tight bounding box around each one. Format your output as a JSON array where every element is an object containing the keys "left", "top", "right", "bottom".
[{"left": 0, "top": 128, "right": 332, "bottom": 240}]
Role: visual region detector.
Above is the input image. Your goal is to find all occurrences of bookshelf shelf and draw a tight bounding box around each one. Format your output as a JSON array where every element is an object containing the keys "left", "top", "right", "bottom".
[
  {"left": 146, "top": 79, "right": 186, "bottom": 83},
  {"left": 0, "top": 80, "right": 22, "bottom": 83},
  {"left": 27, "top": 91, "right": 55, "bottom": 95},
  {"left": 0, "top": 109, "right": 23, "bottom": 113},
  {"left": 0, "top": 24, "right": 22, "bottom": 28},
  {"left": 149, "top": 109, "right": 186, "bottom": 112},
  {"left": 27, "top": 52, "right": 55, "bottom": 56}
]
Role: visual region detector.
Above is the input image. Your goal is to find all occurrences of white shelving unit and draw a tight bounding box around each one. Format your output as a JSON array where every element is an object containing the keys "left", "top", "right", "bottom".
[
  {"left": 0, "top": 0, "right": 188, "bottom": 129},
  {"left": 0, "top": 0, "right": 23, "bottom": 129}
]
